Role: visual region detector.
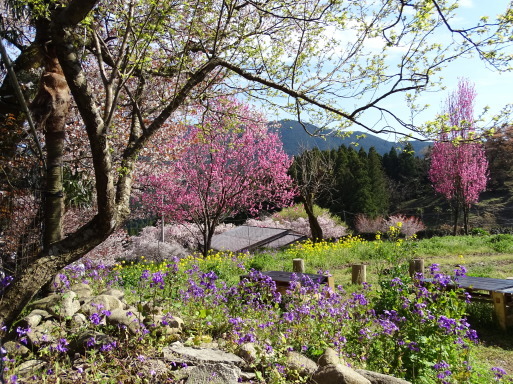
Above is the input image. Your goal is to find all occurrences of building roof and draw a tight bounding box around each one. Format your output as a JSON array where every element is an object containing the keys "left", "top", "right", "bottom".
[{"left": 210, "top": 225, "right": 307, "bottom": 253}]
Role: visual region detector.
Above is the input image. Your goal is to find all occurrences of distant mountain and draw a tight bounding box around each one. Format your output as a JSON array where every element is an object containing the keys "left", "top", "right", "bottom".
[{"left": 271, "top": 120, "right": 432, "bottom": 157}]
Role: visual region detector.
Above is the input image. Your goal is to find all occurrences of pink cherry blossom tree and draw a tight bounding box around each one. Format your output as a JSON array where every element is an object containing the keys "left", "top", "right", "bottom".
[
  {"left": 429, "top": 79, "right": 488, "bottom": 235},
  {"left": 140, "top": 98, "right": 296, "bottom": 256}
]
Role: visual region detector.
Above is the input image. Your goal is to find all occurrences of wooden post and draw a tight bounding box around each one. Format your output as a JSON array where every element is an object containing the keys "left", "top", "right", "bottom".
[
  {"left": 492, "top": 291, "right": 508, "bottom": 331},
  {"left": 409, "top": 258, "right": 425, "bottom": 278},
  {"left": 293, "top": 258, "right": 305, "bottom": 273},
  {"left": 352, "top": 264, "right": 366, "bottom": 284},
  {"left": 326, "top": 275, "right": 335, "bottom": 291}
]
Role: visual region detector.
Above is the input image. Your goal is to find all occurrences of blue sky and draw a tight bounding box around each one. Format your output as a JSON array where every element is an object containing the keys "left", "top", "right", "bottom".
[{"left": 265, "top": 0, "right": 513, "bottom": 141}]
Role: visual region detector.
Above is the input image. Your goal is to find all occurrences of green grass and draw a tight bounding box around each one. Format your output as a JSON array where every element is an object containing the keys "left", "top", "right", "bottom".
[{"left": 250, "top": 234, "right": 513, "bottom": 378}]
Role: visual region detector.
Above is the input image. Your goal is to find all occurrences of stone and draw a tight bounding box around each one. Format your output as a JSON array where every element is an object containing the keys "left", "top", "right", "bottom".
[
  {"left": 48, "top": 273, "right": 69, "bottom": 292},
  {"left": 239, "top": 371, "right": 257, "bottom": 381},
  {"left": 238, "top": 343, "right": 258, "bottom": 363},
  {"left": 142, "top": 301, "right": 165, "bottom": 315},
  {"left": 311, "top": 363, "right": 371, "bottom": 384},
  {"left": 285, "top": 351, "right": 318, "bottom": 377},
  {"left": 70, "top": 283, "right": 93, "bottom": 301},
  {"left": 318, "top": 348, "right": 341, "bottom": 367},
  {"left": 80, "top": 295, "right": 124, "bottom": 315},
  {"left": 136, "top": 358, "right": 170, "bottom": 379},
  {"left": 186, "top": 363, "right": 242, "bottom": 384},
  {"left": 68, "top": 330, "right": 116, "bottom": 355},
  {"left": 162, "top": 342, "right": 244, "bottom": 366},
  {"left": 144, "top": 314, "right": 183, "bottom": 330},
  {"left": 100, "top": 288, "right": 125, "bottom": 301},
  {"left": 71, "top": 313, "right": 88, "bottom": 327},
  {"left": 3, "top": 341, "right": 30, "bottom": 357},
  {"left": 26, "top": 320, "right": 65, "bottom": 347},
  {"left": 30, "top": 292, "right": 80, "bottom": 319},
  {"left": 19, "top": 310, "right": 49, "bottom": 329},
  {"left": 355, "top": 369, "right": 412, "bottom": 384},
  {"left": 106, "top": 308, "right": 144, "bottom": 334},
  {"left": 17, "top": 359, "right": 47, "bottom": 378}
]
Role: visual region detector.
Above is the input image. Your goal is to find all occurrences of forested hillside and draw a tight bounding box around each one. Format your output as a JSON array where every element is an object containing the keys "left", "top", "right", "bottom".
[
  {"left": 291, "top": 124, "right": 513, "bottom": 232},
  {"left": 274, "top": 120, "right": 432, "bottom": 157}
]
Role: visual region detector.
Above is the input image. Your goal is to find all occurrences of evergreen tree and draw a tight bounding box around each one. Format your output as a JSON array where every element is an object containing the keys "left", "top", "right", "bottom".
[{"left": 367, "top": 147, "right": 390, "bottom": 216}]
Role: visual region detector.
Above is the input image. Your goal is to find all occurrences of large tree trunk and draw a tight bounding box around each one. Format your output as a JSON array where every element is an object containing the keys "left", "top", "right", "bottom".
[
  {"left": 301, "top": 194, "right": 323, "bottom": 242},
  {"left": 30, "top": 44, "right": 70, "bottom": 249}
]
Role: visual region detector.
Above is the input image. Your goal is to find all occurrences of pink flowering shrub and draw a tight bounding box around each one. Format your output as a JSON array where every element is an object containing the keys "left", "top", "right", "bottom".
[
  {"left": 356, "top": 214, "right": 425, "bottom": 237},
  {"left": 355, "top": 215, "right": 384, "bottom": 234},
  {"left": 384, "top": 215, "right": 426, "bottom": 237},
  {"left": 247, "top": 205, "right": 347, "bottom": 239}
]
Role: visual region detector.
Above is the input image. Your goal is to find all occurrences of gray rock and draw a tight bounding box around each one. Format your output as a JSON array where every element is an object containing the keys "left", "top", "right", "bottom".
[
  {"left": 144, "top": 314, "right": 183, "bottom": 330},
  {"left": 240, "top": 371, "right": 257, "bottom": 381},
  {"left": 137, "top": 358, "right": 170, "bottom": 379},
  {"left": 26, "top": 320, "right": 65, "bottom": 347},
  {"left": 311, "top": 363, "right": 371, "bottom": 384},
  {"left": 285, "top": 351, "right": 318, "bottom": 377},
  {"left": 80, "top": 294, "right": 124, "bottom": 315},
  {"left": 238, "top": 343, "right": 258, "bottom": 363},
  {"left": 30, "top": 292, "right": 80, "bottom": 319},
  {"left": 186, "top": 363, "right": 242, "bottom": 384},
  {"left": 107, "top": 308, "right": 144, "bottom": 334},
  {"left": 68, "top": 330, "right": 116, "bottom": 354},
  {"left": 356, "top": 369, "right": 412, "bottom": 384},
  {"left": 20, "top": 309, "right": 49, "bottom": 328},
  {"left": 142, "top": 301, "right": 165, "bottom": 315},
  {"left": 318, "top": 348, "right": 341, "bottom": 367},
  {"left": 163, "top": 342, "right": 244, "bottom": 366},
  {"left": 3, "top": 341, "right": 30, "bottom": 357},
  {"left": 71, "top": 313, "right": 88, "bottom": 327},
  {"left": 100, "top": 288, "right": 125, "bottom": 301},
  {"left": 70, "top": 283, "right": 93, "bottom": 301},
  {"left": 17, "top": 359, "right": 47, "bottom": 377}
]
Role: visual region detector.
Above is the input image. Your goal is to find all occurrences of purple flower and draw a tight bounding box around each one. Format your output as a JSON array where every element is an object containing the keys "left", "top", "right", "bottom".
[
  {"left": 140, "top": 270, "right": 151, "bottom": 280},
  {"left": 51, "top": 338, "right": 69, "bottom": 353},
  {"left": 89, "top": 313, "right": 102, "bottom": 325},
  {"left": 491, "top": 366, "right": 507, "bottom": 380},
  {"left": 100, "top": 341, "right": 117, "bottom": 351},
  {"left": 86, "top": 337, "right": 96, "bottom": 347}
]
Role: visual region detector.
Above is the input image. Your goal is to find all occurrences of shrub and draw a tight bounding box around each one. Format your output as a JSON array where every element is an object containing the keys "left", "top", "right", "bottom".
[
  {"left": 384, "top": 214, "right": 426, "bottom": 237},
  {"left": 355, "top": 214, "right": 384, "bottom": 234},
  {"left": 356, "top": 214, "right": 425, "bottom": 238}
]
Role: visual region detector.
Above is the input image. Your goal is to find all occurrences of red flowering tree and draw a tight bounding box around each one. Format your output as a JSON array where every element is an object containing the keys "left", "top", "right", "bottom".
[
  {"left": 140, "top": 99, "right": 295, "bottom": 256},
  {"left": 429, "top": 79, "right": 488, "bottom": 235}
]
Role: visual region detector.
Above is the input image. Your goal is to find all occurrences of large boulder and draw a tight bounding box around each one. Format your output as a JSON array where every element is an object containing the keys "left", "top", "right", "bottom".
[
  {"left": 356, "top": 369, "right": 412, "bottom": 384},
  {"left": 285, "top": 351, "right": 318, "bottom": 377},
  {"left": 70, "top": 283, "right": 93, "bottom": 301},
  {"left": 106, "top": 308, "right": 144, "bottom": 334},
  {"left": 80, "top": 294, "right": 125, "bottom": 315},
  {"left": 30, "top": 292, "right": 80, "bottom": 319},
  {"left": 318, "top": 348, "right": 341, "bottom": 367},
  {"left": 311, "top": 363, "right": 371, "bottom": 384},
  {"left": 162, "top": 342, "right": 244, "bottom": 367},
  {"left": 186, "top": 363, "right": 242, "bottom": 384}
]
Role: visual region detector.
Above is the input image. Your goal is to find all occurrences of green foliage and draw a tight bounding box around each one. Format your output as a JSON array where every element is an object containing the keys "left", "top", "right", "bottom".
[{"left": 487, "top": 234, "right": 513, "bottom": 253}]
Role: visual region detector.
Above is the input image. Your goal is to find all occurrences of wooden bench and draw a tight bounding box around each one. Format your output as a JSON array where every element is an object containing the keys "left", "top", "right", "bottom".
[
  {"left": 241, "top": 271, "right": 335, "bottom": 294},
  {"left": 425, "top": 276, "right": 513, "bottom": 330}
]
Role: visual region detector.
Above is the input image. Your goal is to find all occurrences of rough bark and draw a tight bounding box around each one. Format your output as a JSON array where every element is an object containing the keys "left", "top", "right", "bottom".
[{"left": 30, "top": 44, "right": 70, "bottom": 249}]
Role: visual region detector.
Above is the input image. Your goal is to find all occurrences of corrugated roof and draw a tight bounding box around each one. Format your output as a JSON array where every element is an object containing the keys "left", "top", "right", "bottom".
[{"left": 210, "top": 225, "right": 306, "bottom": 253}]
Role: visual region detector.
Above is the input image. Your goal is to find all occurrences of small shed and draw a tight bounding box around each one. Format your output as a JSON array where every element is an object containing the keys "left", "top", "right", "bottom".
[{"left": 210, "top": 225, "right": 307, "bottom": 253}]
